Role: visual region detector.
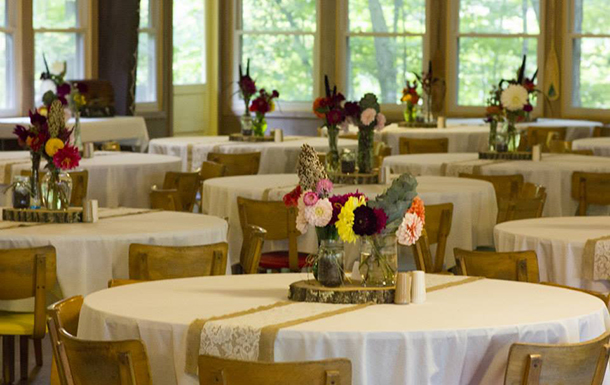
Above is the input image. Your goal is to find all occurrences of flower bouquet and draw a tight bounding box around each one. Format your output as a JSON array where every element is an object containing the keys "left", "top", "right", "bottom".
[
  {"left": 249, "top": 88, "right": 279, "bottom": 137},
  {"left": 336, "top": 173, "right": 425, "bottom": 286},
  {"left": 313, "top": 75, "right": 348, "bottom": 172},
  {"left": 237, "top": 59, "right": 257, "bottom": 136},
  {"left": 14, "top": 100, "right": 81, "bottom": 210},
  {"left": 343, "top": 94, "right": 386, "bottom": 174},
  {"left": 413, "top": 61, "right": 443, "bottom": 124},
  {"left": 401, "top": 80, "right": 420, "bottom": 123}
]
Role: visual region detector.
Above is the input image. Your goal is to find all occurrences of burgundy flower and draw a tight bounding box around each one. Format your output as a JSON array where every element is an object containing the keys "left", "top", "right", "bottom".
[
  {"left": 353, "top": 206, "right": 378, "bottom": 236},
  {"left": 330, "top": 93, "right": 345, "bottom": 108},
  {"left": 57, "top": 83, "right": 71, "bottom": 97},
  {"left": 283, "top": 185, "right": 302, "bottom": 207},
  {"left": 373, "top": 208, "right": 388, "bottom": 234},
  {"left": 239, "top": 76, "right": 256, "bottom": 97},
  {"left": 344, "top": 101, "right": 360, "bottom": 117},
  {"left": 53, "top": 145, "right": 80, "bottom": 170},
  {"left": 250, "top": 97, "right": 269, "bottom": 114},
  {"left": 326, "top": 109, "right": 344, "bottom": 125},
  {"left": 58, "top": 95, "right": 68, "bottom": 106},
  {"left": 13, "top": 125, "right": 30, "bottom": 144},
  {"left": 272, "top": 90, "right": 279, "bottom": 98},
  {"left": 29, "top": 110, "right": 47, "bottom": 127},
  {"left": 76, "top": 82, "right": 88, "bottom": 94},
  {"left": 329, "top": 192, "right": 366, "bottom": 225},
  {"left": 523, "top": 103, "right": 533, "bottom": 112},
  {"left": 29, "top": 131, "right": 49, "bottom": 152}
]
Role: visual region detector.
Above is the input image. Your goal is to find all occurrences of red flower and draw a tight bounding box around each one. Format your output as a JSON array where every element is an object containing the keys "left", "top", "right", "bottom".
[
  {"left": 344, "top": 101, "right": 360, "bottom": 117},
  {"left": 239, "top": 76, "right": 257, "bottom": 98},
  {"left": 373, "top": 208, "right": 388, "bottom": 234},
  {"left": 313, "top": 97, "right": 327, "bottom": 119},
  {"left": 523, "top": 79, "right": 536, "bottom": 92},
  {"left": 523, "top": 103, "right": 533, "bottom": 112},
  {"left": 13, "top": 125, "right": 30, "bottom": 145},
  {"left": 283, "top": 185, "right": 302, "bottom": 207},
  {"left": 53, "top": 145, "right": 80, "bottom": 170},
  {"left": 250, "top": 97, "right": 269, "bottom": 114},
  {"left": 29, "top": 131, "right": 49, "bottom": 152},
  {"left": 326, "top": 109, "right": 344, "bottom": 125}
]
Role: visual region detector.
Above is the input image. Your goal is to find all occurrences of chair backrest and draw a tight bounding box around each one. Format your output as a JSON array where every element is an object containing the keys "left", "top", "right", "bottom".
[
  {"left": 374, "top": 142, "right": 392, "bottom": 168},
  {"left": 101, "top": 141, "right": 121, "bottom": 151},
  {"left": 108, "top": 279, "right": 144, "bottom": 288},
  {"left": 504, "top": 332, "right": 610, "bottom": 385},
  {"left": 128, "top": 243, "right": 228, "bottom": 280},
  {"left": 150, "top": 188, "right": 182, "bottom": 211},
  {"left": 237, "top": 197, "right": 300, "bottom": 271},
  {"left": 59, "top": 329, "right": 153, "bottom": 385},
  {"left": 237, "top": 224, "right": 266, "bottom": 274},
  {"left": 48, "top": 296, "right": 84, "bottom": 385},
  {"left": 162, "top": 171, "right": 200, "bottom": 212},
  {"left": 21, "top": 170, "right": 89, "bottom": 207},
  {"left": 399, "top": 137, "right": 449, "bottom": 154},
  {"left": 497, "top": 194, "right": 547, "bottom": 224},
  {"left": 526, "top": 126, "right": 567, "bottom": 152},
  {"left": 454, "top": 248, "right": 539, "bottom": 283},
  {"left": 459, "top": 173, "right": 524, "bottom": 204},
  {"left": 411, "top": 203, "right": 454, "bottom": 273},
  {"left": 571, "top": 172, "right": 610, "bottom": 215},
  {"left": 0, "top": 246, "right": 56, "bottom": 339},
  {"left": 199, "top": 161, "right": 226, "bottom": 181},
  {"left": 548, "top": 139, "right": 572, "bottom": 154},
  {"left": 519, "top": 183, "right": 546, "bottom": 199},
  {"left": 198, "top": 355, "right": 352, "bottom": 385},
  {"left": 207, "top": 152, "right": 261, "bottom": 176}
]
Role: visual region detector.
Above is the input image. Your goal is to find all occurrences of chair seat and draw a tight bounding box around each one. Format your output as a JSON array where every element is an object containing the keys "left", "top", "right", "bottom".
[
  {"left": 0, "top": 311, "right": 35, "bottom": 335},
  {"left": 260, "top": 251, "right": 309, "bottom": 270}
]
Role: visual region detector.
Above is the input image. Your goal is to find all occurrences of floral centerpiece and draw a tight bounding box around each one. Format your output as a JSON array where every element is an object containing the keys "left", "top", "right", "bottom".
[
  {"left": 343, "top": 94, "right": 386, "bottom": 174},
  {"left": 237, "top": 59, "right": 257, "bottom": 136},
  {"left": 313, "top": 75, "right": 347, "bottom": 172},
  {"left": 414, "top": 61, "right": 443, "bottom": 123},
  {"left": 14, "top": 100, "right": 81, "bottom": 210},
  {"left": 485, "top": 85, "right": 504, "bottom": 151},
  {"left": 401, "top": 80, "right": 420, "bottom": 123},
  {"left": 336, "top": 173, "right": 425, "bottom": 286},
  {"left": 249, "top": 88, "right": 279, "bottom": 137}
]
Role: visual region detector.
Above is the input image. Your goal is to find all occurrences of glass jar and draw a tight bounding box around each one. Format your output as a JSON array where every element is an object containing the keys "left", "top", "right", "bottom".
[
  {"left": 404, "top": 103, "right": 416, "bottom": 123},
  {"left": 340, "top": 149, "right": 356, "bottom": 174},
  {"left": 252, "top": 116, "right": 267, "bottom": 137},
  {"left": 41, "top": 170, "right": 72, "bottom": 210},
  {"left": 326, "top": 125, "right": 340, "bottom": 173},
  {"left": 316, "top": 239, "right": 344, "bottom": 287},
  {"left": 12, "top": 175, "right": 30, "bottom": 209},
  {"left": 503, "top": 119, "right": 520, "bottom": 152},
  {"left": 240, "top": 114, "right": 253, "bottom": 136},
  {"left": 357, "top": 129, "right": 374, "bottom": 174},
  {"left": 30, "top": 152, "right": 41, "bottom": 209},
  {"left": 488, "top": 120, "right": 498, "bottom": 151},
  {"left": 359, "top": 235, "right": 398, "bottom": 287}
]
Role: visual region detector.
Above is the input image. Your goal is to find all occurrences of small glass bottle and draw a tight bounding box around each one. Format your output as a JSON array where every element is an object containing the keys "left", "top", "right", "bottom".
[{"left": 12, "top": 175, "right": 30, "bottom": 209}]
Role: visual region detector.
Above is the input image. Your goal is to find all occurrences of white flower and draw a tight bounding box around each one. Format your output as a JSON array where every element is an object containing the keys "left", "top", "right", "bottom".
[
  {"left": 296, "top": 196, "right": 308, "bottom": 234},
  {"left": 360, "top": 108, "right": 377, "bottom": 126},
  {"left": 51, "top": 61, "right": 66, "bottom": 74},
  {"left": 501, "top": 84, "right": 528, "bottom": 111},
  {"left": 304, "top": 198, "right": 333, "bottom": 227},
  {"left": 396, "top": 212, "right": 423, "bottom": 246}
]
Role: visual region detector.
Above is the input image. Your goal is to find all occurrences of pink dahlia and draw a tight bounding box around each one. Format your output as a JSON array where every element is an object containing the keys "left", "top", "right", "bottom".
[
  {"left": 360, "top": 108, "right": 377, "bottom": 126},
  {"left": 396, "top": 212, "right": 423, "bottom": 246}
]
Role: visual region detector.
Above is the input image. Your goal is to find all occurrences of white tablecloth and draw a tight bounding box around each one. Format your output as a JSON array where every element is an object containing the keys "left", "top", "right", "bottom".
[
  {"left": 77, "top": 273, "right": 610, "bottom": 385},
  {"left": 0, "top": 209, "right": 228, "bottom": 309},
  {"left": 573, "top": 138, "right": 610, "bottom": 157},
  {"left": 383, "top": 152, "right": 610, "bottom": 217},
  {"left": 202, "top": 174, "right": 497, "bottom": 269},
  {"left": 376, "top": 124, "right": 490, "bottom": 154},
  {"left": 148, "top": 136, "right": 358, "bottom": 173},
  {"left": 0, "top": 151, "right": 182, "bottom": 208},
  {"left": 0, "top": 116, "right": 150, "bottom": 151},
  {"left": 495, "top": 217, "right": 610, "bottom": 291}
]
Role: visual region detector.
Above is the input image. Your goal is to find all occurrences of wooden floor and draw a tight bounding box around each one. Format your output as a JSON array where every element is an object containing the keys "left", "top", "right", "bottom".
[{"left": 1, "top": 336, "right": 52, "bottom": 385}]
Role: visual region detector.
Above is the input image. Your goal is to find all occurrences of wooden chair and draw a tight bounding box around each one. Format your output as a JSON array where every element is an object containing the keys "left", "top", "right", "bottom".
[
  {"left": 100, "top": 141, "right": 121, "bottom": 151},
  {"left": 161, "top": 171, "right": 200, "bottom": 212},
  {"left": 525, "top": 126, "right": 567, "bottom": 152},
  {"left": 150, "top": 188, "right": 182, "bottom": 211},
  {"left": 572, "top": 149, "right": 595, "bottom": 156},
  {"left": 454, "top": 248, "right": 539, "bottom": 283},
  {"left": 207, "top": 152, "right": 261, "bottom": 176},
  {"left": 459, "top": 173, "right": 524, "bottom": 205},
  {"left": 0, "top": 246, "right": 56, "bottom": 383},
  {"left": 232, "top": 225, "right": 266, "bottom": 274},
  {"left": 539, "top": 282, "right": 610, "bottom": 307},
  {"left": 198, "top": 355, "right": 352, "bottom": 385},
  {"left": 497, "top": 193, "right": 547, "bottom": 224},
  {"left": 519, "top": 183, "right": 546, "bottom": 199},
  {"left": 504, "top": 332, "right": 610, "bottom": 385},
  {"left": 411, "top": 203, "right": 453, "bottom": 273},
  {"left": 398, "top": 137, "right": 448, "bottom": 154},
  {"left": 128, "top": 243, "right": 228, "bottom": 280},
  {"left": 21, "top": 170, "right": 89, "bottom": 207},
  {"left": 374, "top": 142, "right": 392, "bottom": 168},
  {"left": 548, "top": 139, "right": 572, "bottom": 154},
  {"left": 198, "top": 161, "right": 226, "bottom": 213},
  {"left": 571, "top": 172, "right": 610, "bottom": 216},
  {"left": 48, "top": 296, "right": 83, "bottom": 385},
  {"left": 107, "top": 279, "right": 144, "bottom": 288},
  {"left": 237, "top": 197, "right": 307, "bottom": 272}
]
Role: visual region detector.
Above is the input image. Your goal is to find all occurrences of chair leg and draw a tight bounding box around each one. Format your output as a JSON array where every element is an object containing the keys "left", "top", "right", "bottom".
[
  {"left": 2, "top": 335, "right": 15, "bottom": 385},
  {"left": 34, "top": 339, "right": 43, "bottom": 367},
  {"left": 19, "top": 336, "right": 28, "bottom": 381}
]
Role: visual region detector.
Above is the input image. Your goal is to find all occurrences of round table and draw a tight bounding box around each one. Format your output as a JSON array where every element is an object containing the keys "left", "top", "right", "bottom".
[
  {"left": 77, "top": 273, "right": 610, "bottom": 385},
  {"left": 383, "top": 152, "right": 610, "bottom": 217},
  {"left": 573, "top": 137, "right": 610, "bottom": 157},
  {"left": 0, "top": 151, "right": 182, "bottom": 208},
  {"left": 495, "top": 217, "right": 610, "bottom": 291},
  {"left": 202, "top": 174, "right": 497, "bottom": 269},
  {"left": 148, "top": 136, "right": 358, "bottom": 173}
]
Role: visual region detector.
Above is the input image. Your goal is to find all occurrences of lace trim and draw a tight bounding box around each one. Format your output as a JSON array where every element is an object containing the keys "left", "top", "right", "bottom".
[{"left": 583, "top": 236, "right": 610, "bottom": 281}]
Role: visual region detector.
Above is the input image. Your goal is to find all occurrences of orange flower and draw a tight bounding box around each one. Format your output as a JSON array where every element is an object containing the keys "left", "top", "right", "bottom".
[
  {"left": 312, "top": 97, "right": 326, "bottom": 119},
  {"left": 407, "top": 196, "right": 425, "bottom": 226}
]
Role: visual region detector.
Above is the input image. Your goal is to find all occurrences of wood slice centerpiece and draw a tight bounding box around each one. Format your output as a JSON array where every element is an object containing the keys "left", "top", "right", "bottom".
[
  {"left": 478, "top": 151, "right": 532, "bottom": 160},
  {"left": 3, "top": 207, "right": 83, "bottom": 223},
  {"left": 328, "top": 170, "right": 380, "bottom": 185},
  {"left": 229, "top": 133, "right": 274, "bottom": 142},
  {"left": 398, "top": 121, "right": 437, "bottom": 128},
  {"left": 288, "top": 279, "right": 395, "bottom": 304}
]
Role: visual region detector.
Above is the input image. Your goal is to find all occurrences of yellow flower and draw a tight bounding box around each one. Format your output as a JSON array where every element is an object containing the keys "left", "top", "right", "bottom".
[
  {"left": 335, "top": 196, "right": 366, "bottom": 243},
  {"left": 269, "top": 101, "right": 275, "bottom": 112},
  {"left": 401, "top": 93, "right": 412, "bottom": 103},
  {"left": 45, "top": 138, "right": 64, "bottom": 157},
  {"left": 38, "top": 106, "right": 48, "bottom": 117},
  {"left": 73, "top": 94, "right": 86, "bottom": 107}
]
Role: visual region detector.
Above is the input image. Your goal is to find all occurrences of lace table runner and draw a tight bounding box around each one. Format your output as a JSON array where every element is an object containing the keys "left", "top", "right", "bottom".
[
  {"left": 582, "top": 235, "right": 610, "bottom": 280},
  {"left": 185, "top": 274, "right": 482, "bottom": 374}
]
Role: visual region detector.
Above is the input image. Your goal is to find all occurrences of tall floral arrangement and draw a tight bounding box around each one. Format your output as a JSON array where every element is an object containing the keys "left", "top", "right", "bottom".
[
  {"left": 238, "top": 59, "right": 257, "bottom": 116},
  {"left": 401, "top": 80, "right": 420, "bottom": 123},
  {"left": 343, "top": 93, "right": 386, "bottom": 174},
  {"left": 414, "top": 61, "right": 443, "bottom": 123},
  {"left": 313, "top": 75, "right": 347, "bottom": 172},
  {"left": 249, "top": 88, "right": 279, "bottom": 137}
]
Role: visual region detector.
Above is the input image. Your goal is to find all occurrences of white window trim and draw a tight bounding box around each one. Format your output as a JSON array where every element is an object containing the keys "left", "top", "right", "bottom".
[
  {"left": 230, "top": 0, "right": 320, "bottom": 118},
  {"left": 136, "top": 0, "right": 163, "bottom": 113},
  {"left": 562, "top": 0, "right": 610, "bottom": 119},
  {"left": 446, "top": 0, "right": 545, "bottom": 117},
  {"left": 337, "top": 0, "right": 430, "bottom": 116},
  {"left": 0, "top": 0, "right": 19, "bottom": 117}
]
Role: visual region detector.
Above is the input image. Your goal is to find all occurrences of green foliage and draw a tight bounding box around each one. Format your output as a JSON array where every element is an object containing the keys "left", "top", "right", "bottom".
[
  {"left": 359, "top": 93, "right": 380, "bottom": 112},
  {"left": 369, "top": 173, "right": 418, "bottom": 227},
  {"left": 173, "top": 0, "right": 206, "bottom": 85}
]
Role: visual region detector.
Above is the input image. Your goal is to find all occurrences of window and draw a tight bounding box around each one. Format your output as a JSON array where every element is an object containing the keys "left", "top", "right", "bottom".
[
  {"left": 449, "top": 0, "right": 541, "bottom": 108},
  {"left": 0, "top": 0, "right": 15, "bottom": 113},
  {"left": 344, "top": 0, "right": 426, "bottom": 104},
  {"left": 568, "top": 0, "right": 610, "bottom": 109},
  {"left": 33, "top": 0, "right": 87, "bottom": 104},
  {"left": 136, "top": 0, "right": 158, "bottom": 105},
  {"left": 173, "top": 0, "right": 205, "bottom": 85},
  {"left": 235, "top": 0, "right": 317, "bottom": 102}
]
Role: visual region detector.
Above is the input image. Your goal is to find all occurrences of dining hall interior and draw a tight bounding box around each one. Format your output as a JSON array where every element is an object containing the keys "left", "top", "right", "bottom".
[{"left": 1, "top": 0, "right": 610, "bottom": 384}]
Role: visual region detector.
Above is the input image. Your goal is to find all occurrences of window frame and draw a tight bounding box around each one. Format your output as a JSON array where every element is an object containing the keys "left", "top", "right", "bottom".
[
  {"left": 0, "top": 0, "right": 18, "bottom": 117},
  {"left": 336, "top": 0, "right": 431, "bottom": 115},
  {"left": 135, "top": 0, "right": 163, "bottom": 113},
  {"left": 446, "top": 0, "right": 545, "bottom": 117},
  {"left": 230, "top": 0, "right": 321, "bottom": 117},
  {"left": 562, "top": 0, "right": 610, "bottom": 119}
]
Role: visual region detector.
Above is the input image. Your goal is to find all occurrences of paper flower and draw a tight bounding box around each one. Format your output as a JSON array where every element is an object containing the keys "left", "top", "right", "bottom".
[
  {"left": 336, "top": 195, "right": 366, "bottom": 243},
  {"left": 360, "top": 108, "right": 377, "bottom": 126},
  {"left": 303, "top": 191, "right": 319, "bottom": 206},
  {"left": 396, "top": 212, "right": 423, "bottom": 246},
  {"left": 316, "top": 179, "right": 333, "bottom": 197},
  {"left": 45, "top": 138, "right": 65, "bottom": 157},
  {"left": 501, "top": 84, "right": 528, "bottom": 111},
  {"left": 53, "top": 145, "right": 80, "bottom": 170},
  {"left": 305, "top": 198, "right": 333, "bottom": 227}
]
